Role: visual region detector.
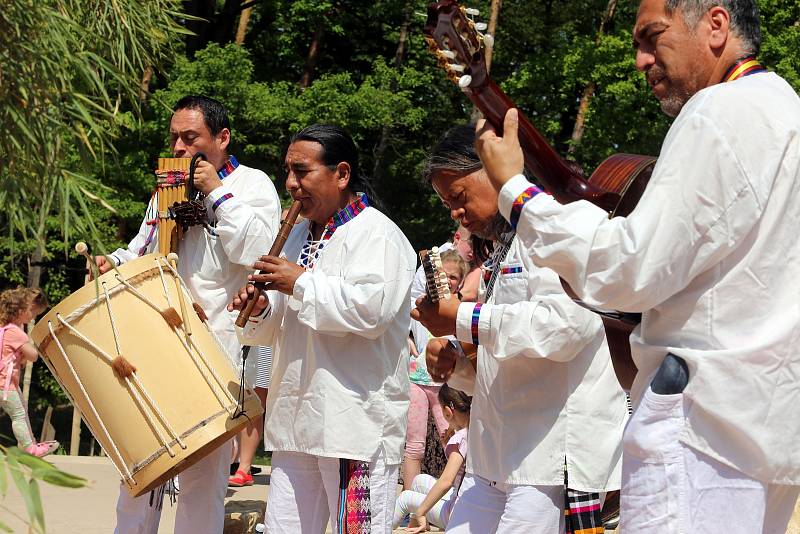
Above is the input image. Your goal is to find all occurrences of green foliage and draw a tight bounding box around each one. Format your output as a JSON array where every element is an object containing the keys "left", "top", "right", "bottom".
[
  {"left": 0, "top": 444, "right": 88, "bottom": 533},
  {"left": 759, "top": 0, "right": 800, "bottom": 91},
  {"left": 0, "top": 0, "right": 189, "bottom": 247}
]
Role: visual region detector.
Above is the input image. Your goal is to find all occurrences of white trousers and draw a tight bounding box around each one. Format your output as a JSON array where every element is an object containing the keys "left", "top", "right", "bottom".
[
  {"left": 114, "top": 439, "right": 232, "bottom": 534},
  {"left": 445, "top": 473, "right": 563, "bottom": 533},
  {"left": 621, "top": 386, "right": 800, "bottom": 533},
  {"left": 265, "top": 450, "right": 399, "bottom": 534},
  {"left": 392, "top": 473, "right": 452, "bottom": 529}
]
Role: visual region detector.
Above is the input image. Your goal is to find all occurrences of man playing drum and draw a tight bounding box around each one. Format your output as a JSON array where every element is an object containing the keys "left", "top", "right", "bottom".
[
  {"left": 475, "top": 0, "right": 800, "bottom": 531},
  {"left": 413, "top": 125, "right": 627, "bottom": 533},
  {"left": 229, "top": 124, "right": 416, "bottom": 533},
  {"left": 95, "top": 95, "right": 281, "bottom": 534}
]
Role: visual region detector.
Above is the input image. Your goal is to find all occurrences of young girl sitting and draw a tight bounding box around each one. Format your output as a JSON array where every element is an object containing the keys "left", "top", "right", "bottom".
[
  {"left": 0, "top": 287, "right": 59, "bottom": 457},
  {"left": 394, "top": 384, "right": 471, "bottom": 532}
]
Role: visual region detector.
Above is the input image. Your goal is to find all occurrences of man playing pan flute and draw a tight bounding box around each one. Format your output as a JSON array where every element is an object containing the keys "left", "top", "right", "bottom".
[
  {"left": 95, "top": 95, "right": 281, "bottom": 534},
  {"left": 230, "top": 124, "right": 416, "bottom": 533}
]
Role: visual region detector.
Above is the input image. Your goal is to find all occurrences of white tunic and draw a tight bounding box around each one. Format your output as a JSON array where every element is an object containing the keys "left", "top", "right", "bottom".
[
  {"left": 111, "top": 163, "right": 281, "bottom": 366},
  {"left": 499, "top": 72, "right": 800, "bottom": 484},
  {"left": 241, "top": 207, "right": 416, "bottom": 464},
  {"left": 453, "top": 236, "right": 627, "bottom": 491}
]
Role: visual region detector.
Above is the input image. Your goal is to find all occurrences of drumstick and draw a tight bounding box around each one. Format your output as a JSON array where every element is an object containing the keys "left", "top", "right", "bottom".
[{"left": 75, "top": 242, "right": 98, "bottom": 281}]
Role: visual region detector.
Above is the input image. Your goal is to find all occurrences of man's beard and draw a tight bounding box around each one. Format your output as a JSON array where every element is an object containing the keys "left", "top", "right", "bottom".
[
  {"left": 648, "top": 65, "right": 692, "bottom": 118},
  {"left": 659, "top": 88, "right": 692, "bottom": 118}
]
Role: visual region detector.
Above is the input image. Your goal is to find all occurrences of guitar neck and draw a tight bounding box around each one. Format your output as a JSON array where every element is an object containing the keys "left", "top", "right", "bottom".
[{"left": 468, "top": 80, "right": 620, "bottom": 211}]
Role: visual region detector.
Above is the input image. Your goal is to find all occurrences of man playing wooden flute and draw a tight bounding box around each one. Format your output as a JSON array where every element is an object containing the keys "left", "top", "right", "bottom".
[
  {"left": 95, "top": 95, "right": 281, "bottom": 534},
  {"left": 475, "top": 0, "right": 800, "bottom": 531},
  {"left": 230, "top": 124, "right": 416, "bottom": 533}
]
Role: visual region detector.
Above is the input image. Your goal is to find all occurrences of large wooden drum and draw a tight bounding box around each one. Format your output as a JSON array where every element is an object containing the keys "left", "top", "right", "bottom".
[{"left": 30, "top": 253, "right": 263, "bottom": 496}]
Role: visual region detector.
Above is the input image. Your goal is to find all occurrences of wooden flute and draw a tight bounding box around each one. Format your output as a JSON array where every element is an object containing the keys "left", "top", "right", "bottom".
[{"left": 234, "top": 200, "right": 303, "bottom": 328}]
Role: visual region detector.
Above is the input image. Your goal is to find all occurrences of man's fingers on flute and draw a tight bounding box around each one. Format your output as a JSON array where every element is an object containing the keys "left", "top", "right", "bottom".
[
  {"left": 258, "top": 255, "right": 282, "bottom": 264},
  {"left": 250, "top": 273, "right": 273, "bottom": 284}
]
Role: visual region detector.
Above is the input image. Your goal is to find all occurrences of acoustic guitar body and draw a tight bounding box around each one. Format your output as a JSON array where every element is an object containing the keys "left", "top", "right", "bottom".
[{"left": 591, "top": 153, "right": 657, "bottom": 217}]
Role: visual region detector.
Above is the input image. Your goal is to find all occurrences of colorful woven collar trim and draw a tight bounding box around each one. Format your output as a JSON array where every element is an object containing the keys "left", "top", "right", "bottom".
[
  {"left": 723, "top": 57, "right": 766, "bottom": 83},
  {"left": 321, "top": 193, "right": 370, "bottom": 240},
  {"left": 217, "top": 155, "right": 239, "bottom": 179}
]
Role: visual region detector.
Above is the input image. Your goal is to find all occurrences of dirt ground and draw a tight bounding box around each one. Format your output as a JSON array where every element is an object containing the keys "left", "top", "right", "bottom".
[
  {"left": 4, "top": 455, "right": 797, "bottom": 533},
  {"left": 2, "top": 455, "right": 437, "bottom": 533}
]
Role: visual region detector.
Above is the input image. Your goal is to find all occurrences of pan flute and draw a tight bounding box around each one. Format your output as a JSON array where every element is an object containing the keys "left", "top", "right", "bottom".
[{"left": 155, "top": 158, "right": 192, "bottom": 255}]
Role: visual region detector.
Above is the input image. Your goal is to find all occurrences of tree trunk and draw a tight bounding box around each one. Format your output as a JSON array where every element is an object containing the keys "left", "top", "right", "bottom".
[
  {"left": 371, "top": 1, "right": 414, "bottom": 182},
  {"left": 184, "top": 0, "right": 216, "bottom": 56},
  {"left": 568, "top": 0, "right": 618, "bottom": 155},
  {"left": 139, "top": 66, "right": 154, "bottom": 103},
  {"left": 26, "top": 243, "right": 43, "bottom": 290},
  {"left": 21, "top": 243, "right": 43, "bottom": 407},
  {"left": 299, "top": 26, "right": 325, "bottom": 90},
  {"left": 235, "top": 4, "right": 253, "bottom": 45}
]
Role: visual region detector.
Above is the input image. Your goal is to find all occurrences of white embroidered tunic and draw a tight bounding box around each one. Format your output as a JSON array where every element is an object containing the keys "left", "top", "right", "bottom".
[
  {"left": 241, "top": 205, "right": 416, "bottom": 464},
  {"left": 454, "top": 236, "right": 627, "bottom": 490},
  {"left": 499, "top": 72, "right": 800, "bottom": 484}
]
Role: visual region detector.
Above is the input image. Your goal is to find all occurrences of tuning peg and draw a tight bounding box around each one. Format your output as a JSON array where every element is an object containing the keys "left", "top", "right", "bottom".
[
  {"left": 475, "top": 22, "right": 488, "bottom": 31},
  {"left": 438, "top": 50, "right": 456, "bottom": 59},
  {"left": 483, "top": 34, "right": 495, "bottom": 49},
  {"left": 449, "top": 64, "right": 466, "bottom": 73},
  {"left": 465, "top": 8, "right": 480, "bottom": 15},
  {"left": 458, "top": 75, "right": 472, "bottom": 88}
]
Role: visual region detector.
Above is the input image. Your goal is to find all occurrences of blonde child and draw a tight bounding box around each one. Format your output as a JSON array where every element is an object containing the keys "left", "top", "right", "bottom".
[
  {"left": 0, "top": 287, "right": 58, "bottom": 457},
  {"left": 394, "top": 384, "right": 471, "bottom": 532},
  {"left": 438, "top": 249, "right": 468, "bottom": 298}
]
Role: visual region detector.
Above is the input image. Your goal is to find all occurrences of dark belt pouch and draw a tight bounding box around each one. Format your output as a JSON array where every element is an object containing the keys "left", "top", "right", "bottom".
[{"left": 650, "top": 353, "right": 689, "bottom": 394}]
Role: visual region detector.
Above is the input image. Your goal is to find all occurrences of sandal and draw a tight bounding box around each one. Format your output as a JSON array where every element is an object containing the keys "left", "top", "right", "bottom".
[
  {"left": 228, "top": 469, "right": 254, "bottom": 487},
  {"left": 25, "top": 440, "right": 60, "bottom": 458}
]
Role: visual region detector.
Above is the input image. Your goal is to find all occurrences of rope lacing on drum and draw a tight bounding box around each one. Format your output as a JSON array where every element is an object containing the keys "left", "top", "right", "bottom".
[{"left": 47, "top": 320, "right": 136, "bottom": 486}]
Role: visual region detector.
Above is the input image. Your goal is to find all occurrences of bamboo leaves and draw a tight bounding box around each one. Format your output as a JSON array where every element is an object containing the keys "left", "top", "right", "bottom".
[
  {"left": 0, "top": 444, "right": 88, "bottom": 533},
  {"left": 0, "top": 0, "right": 187, "bottom": 255}
]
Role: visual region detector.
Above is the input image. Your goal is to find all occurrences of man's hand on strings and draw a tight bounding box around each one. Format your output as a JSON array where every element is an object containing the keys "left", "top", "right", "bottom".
[
  {"left": 411, "top": 295, "right": 460, "bottom": 337},
  {"left": 192, "top": 159, "right": 223, "bottom": 195},
  {"left": 425, "top": 337, "right": 459, "bottom": 383},
  {"left": 251, "top": 256, "right": 305, "bottom": 295},
  {"left": 475, "top": 108, "right": 525, "bottom": 191}
]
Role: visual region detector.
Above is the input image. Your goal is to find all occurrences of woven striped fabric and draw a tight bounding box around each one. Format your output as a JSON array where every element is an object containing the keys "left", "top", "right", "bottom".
[
  {"left": 723, "top": 57, "right": 766, "bottom": 82},
  {"left": 565, "top": 469, "right": 605, "bottom": 534},
  {"left": 337, "top": 459, "right": 371, "bottom": 534}
]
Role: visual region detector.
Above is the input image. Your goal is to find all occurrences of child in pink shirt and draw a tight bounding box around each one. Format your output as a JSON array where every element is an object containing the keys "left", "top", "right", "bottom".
[
  {"left": 393, "top": 384, "right": 471, "bottom": 531},
  {"left": 0, "top": 287, "right": 58, "bottom": 457}
]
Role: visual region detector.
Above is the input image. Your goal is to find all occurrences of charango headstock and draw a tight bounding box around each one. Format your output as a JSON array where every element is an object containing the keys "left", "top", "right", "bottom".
[{"left": 419, "top": 247, "right": 452, "bottom": 303}]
